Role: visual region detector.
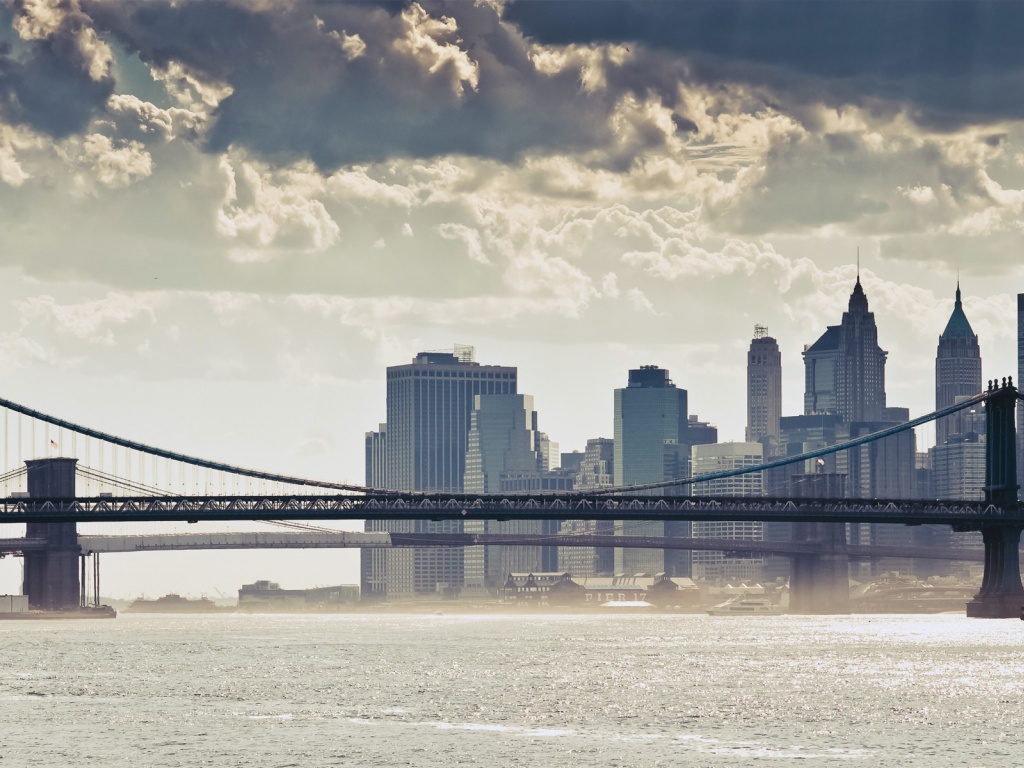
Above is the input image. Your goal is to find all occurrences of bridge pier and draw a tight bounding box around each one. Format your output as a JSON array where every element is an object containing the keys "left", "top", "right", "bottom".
[
  {"left": 966, "top": 524, "right": 1024, "bottom": 618},
  {"left": 789, "top": 522, "right": 850, "bottom": 614},
  {"left": 22, "top": 458, "right": 81, "bottom": 611},
  {"left": 966, "top": 379, "right": 1022, "bottom": 618},
  {"left": 787, "top": 473, "right": 850, "bottom": 614}
]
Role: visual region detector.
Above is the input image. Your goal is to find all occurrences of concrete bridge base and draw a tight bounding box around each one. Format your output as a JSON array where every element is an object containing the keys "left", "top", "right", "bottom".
[
  {"left": 789, "top": 522, "right": 850, "bottom": 614},
  {"left": 965, "top": 525, "right": 1024, "bottom": 619},
  {"left": 22, "top": 458, "right": 81, "bottom": 611}
]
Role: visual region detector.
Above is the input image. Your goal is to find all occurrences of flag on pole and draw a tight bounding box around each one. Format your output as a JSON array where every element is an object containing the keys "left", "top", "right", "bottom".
[
  {"left": 816, "top": 458, "right": 825, "bottom": 466},
  {"left": 50, "top": 440, "right": 59, "bottom": 448}
]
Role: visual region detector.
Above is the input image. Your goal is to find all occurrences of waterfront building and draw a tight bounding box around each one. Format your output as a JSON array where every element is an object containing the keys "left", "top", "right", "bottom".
[
  {"left": 362, "top": 347, "right": 517, "bottom": 600},
  {"left": 613, "top": 366, "right": 689, "bottom": 575},
  {"left": 691, "top": 442, "right": 764, "bottom": 583},
  {"left": 746, "top": 326, "right": 782, "bottom": 454},
  {"left": 935, "top": 283, "right": 982, "bottom": 446}
]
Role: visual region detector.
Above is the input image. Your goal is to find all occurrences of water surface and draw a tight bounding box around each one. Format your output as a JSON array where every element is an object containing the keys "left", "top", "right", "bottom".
[{"left": 1, "top": 614, "right": 1021, "bottom": 766}]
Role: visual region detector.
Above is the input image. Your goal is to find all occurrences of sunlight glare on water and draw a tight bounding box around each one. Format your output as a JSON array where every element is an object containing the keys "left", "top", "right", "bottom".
[{"left": 1, "top": 613, "right": 1022, "bottom": 767}]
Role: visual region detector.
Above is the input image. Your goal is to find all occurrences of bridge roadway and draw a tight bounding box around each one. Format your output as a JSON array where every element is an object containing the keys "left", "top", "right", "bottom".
[
  {"left": 0, "top": 531, "right": 986, "bottom": 562},
  {"left": 1, "top": 493, "right": 1020, "bottom": 527}
]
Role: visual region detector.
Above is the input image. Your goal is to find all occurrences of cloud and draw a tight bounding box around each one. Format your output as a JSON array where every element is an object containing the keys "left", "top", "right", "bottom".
[
  {"left": 83, "top": 0, "right": 618, "bottom": 168},
  {"left": 0, "top": 0, "right": 114, "bottom": 136},
  {"left": 216, "top": 155, "right": 340, "bottom": 257},
  {"left": 504, "top": 1, "right": 1024, "bottom": 130}
]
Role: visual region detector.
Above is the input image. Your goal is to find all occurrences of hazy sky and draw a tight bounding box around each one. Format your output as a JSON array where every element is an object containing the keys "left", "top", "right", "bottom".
[{"left": 1, "top": 0, "right": 1023, "bottom": 597}]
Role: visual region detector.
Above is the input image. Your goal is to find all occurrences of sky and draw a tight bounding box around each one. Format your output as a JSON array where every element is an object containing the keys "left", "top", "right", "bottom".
[{"left": 1, "top": 0, "right": 1023, "bottom": 598}]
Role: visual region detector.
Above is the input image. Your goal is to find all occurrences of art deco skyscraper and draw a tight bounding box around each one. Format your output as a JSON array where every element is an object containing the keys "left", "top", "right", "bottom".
[
  {"left": 746, "top": 325, "right": 782, "bottom": 453},
  {"left": 935, "top": 282, "right": 982, "bottom": 446},
  {"left": 803, "top": 276, "right": 888, "bottom": 421}
]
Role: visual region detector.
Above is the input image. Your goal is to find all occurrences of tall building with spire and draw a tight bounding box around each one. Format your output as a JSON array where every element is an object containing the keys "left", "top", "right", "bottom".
[
  {"left": 746, "top": 325, "right": 782, "bottom": 453},
  {"left": 935, "top": 282, "right": 982, "bottom": 446},
  {"left": 803, "top": 275, "right": 888, "bottom": 422}
]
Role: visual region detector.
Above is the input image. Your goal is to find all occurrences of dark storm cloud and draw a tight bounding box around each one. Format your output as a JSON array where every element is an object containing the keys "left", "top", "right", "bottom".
[
  {"left": 0, "top": 3, "right": 113, "bottom": 137},
  {"left": 505, "top": 0, "right": 1024, "bottom": 129},
  {"left": 83, "top": 0, "right": 618, "bottom": 170}
]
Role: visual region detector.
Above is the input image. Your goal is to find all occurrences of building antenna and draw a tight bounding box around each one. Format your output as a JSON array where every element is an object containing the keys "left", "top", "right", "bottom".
[{"left": 856, "top": 246, "right": 860, "bottom": 281}]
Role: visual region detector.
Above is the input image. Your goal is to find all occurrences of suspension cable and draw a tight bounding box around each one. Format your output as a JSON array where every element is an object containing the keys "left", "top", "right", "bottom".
[
  {"left": 593, "top": 389, "right": 993, "bottom": 495},
  {"left": 0, "top": 395, "right": 383, "bottom": 494}
]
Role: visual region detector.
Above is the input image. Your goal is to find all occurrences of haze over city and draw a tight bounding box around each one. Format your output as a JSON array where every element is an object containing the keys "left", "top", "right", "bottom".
[{"left": 1, "top": 0, "right": 1023, "bottom": 598}]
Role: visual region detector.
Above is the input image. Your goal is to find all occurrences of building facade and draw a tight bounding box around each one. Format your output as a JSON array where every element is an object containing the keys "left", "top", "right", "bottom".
[
  {"left": 362, "top": 347, "right": 517, "bottom": 600},
  {"left": 462, "top": 393, "right": 554, "bottom": 592},
  {"left": 613, "top": 366, "right": 689, "bottom": 575},
  {"left": 935, "top": 283, "right": 982, "bottom": 446},
  {"left": 803, "top": 277, "right": 888, "bottom": 422},
  {"left": 746, "top": 325, "right": 782, "bottom": 453},
  {"left": 690, "top": 441, "right": 764, "bottom": 583},
  {"left": 559, "top": 438, "right": 615, "bottom": 578}
]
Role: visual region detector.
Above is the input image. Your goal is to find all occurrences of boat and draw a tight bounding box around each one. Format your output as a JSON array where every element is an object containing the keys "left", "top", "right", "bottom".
[
  {"left": 127, "top": 594, "right": 232, "bottom": 613},
  {"left": 706, "top": 595, "right": 782, "bottom": 616}
]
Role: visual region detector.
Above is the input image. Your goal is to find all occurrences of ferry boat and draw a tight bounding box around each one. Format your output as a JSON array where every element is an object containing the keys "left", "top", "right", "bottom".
[
  {"left": 127, "top": 594, "right": 231, "bottom": 613},
  {"left": 706, "top": 596, "right": 782, "bottom": 616}
]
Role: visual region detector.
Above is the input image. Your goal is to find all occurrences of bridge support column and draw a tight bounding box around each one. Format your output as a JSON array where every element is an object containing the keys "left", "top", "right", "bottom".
[
  {"left": 789, "top": 522, "right": 850, "bottom": 614},
  {"left": 966, "top": 525, "right": 1024, "bottom": 618},
  {"left": 23, "top": 458, "right": 80, "bottom": 611},
  {"left": 967, "top": 379, "right": 1022, "bottom": 618}
]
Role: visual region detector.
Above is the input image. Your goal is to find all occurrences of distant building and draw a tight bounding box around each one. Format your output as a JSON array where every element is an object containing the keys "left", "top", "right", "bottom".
[
  {"left": 691, "top": 442, "right": 764, "bottom": 583},
  {"left": 362, "top": 347, "right": 517, "bottom": 601},
  {"left": 803, "top": 276, "right": 888, "bottom": 422},
  {"left": 746, "top": 325, "right": 782, "bottom": 454},
  {"left": 559, "top": 438, "right": 615, "bottom": 577},
  {"left": 935, "top": 283, "right": 982, "bottom": 446},
  {"left": 613, "top": 366, "right": 689, "bottom": 575},
  {"left": 560, "top": 450, "right": 585, "bottom": 474},
  {"left": 364, "top": 425, "right": 388, "bottom": 489},
  {"left": 238, "top": 580, "right": 359, "bottom": 611}
]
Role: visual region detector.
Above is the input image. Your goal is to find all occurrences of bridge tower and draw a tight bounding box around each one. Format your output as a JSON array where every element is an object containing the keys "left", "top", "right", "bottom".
[
  {"left": 966, "top": 379, "right": 1023, "bottom": 618},
  {"left": 788, "top": 472, "right": 850, "bottom": 614},
  {"left": 23, "top": 458, "right": 81, "bottom": 611}
]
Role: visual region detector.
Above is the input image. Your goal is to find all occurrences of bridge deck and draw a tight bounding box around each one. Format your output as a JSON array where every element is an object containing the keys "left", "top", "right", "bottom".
[{"left": 0, "top": 494, "right": 1019, "bottom": 526}]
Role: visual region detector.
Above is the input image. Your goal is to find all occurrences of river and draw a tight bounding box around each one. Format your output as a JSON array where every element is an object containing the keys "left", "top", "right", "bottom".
[{"left": 1, "top": 613, "right": 1022, "bottom": 766}]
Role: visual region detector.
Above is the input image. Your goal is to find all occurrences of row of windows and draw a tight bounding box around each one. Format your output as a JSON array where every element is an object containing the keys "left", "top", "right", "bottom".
[{"left": 388, "top": 369, "right": 515, "bottom": 380}]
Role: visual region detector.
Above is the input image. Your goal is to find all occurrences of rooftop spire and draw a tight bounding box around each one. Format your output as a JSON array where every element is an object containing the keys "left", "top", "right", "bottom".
[{"left": 940, "top": 280, "right": 976, "bottom": 341}]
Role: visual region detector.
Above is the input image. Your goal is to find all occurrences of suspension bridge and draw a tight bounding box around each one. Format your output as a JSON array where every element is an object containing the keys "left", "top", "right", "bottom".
[{"left": 0, "top": 380, "right": 1021, "bottom": 616}]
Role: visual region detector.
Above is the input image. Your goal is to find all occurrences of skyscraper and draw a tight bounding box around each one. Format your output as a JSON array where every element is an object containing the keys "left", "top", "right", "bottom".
[
  {"left": 362, "top": 347, "right": 517, "bottom": 600},
  {"left": 613, "top": 366, "right": 688, "bottom": 574},
  {"left": 387, "top": 348, "right": 517, "bottom": 492},
  {"left": 746, "top": 325, "right": 782, "bottom": 453},
  {"left": 803, "top": 276, "right": 888, "bottom": 422},
  {"left": 935, "top": 283, "right": 982, "bottom": 446},
  {"left": 462, "top": 393, "right": 546, "bottom": 591}
]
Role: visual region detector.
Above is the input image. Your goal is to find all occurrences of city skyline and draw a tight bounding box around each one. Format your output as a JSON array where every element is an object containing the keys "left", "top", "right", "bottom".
[{"left": 1, "top": 0, "right": 1023, "bottom": 598}]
